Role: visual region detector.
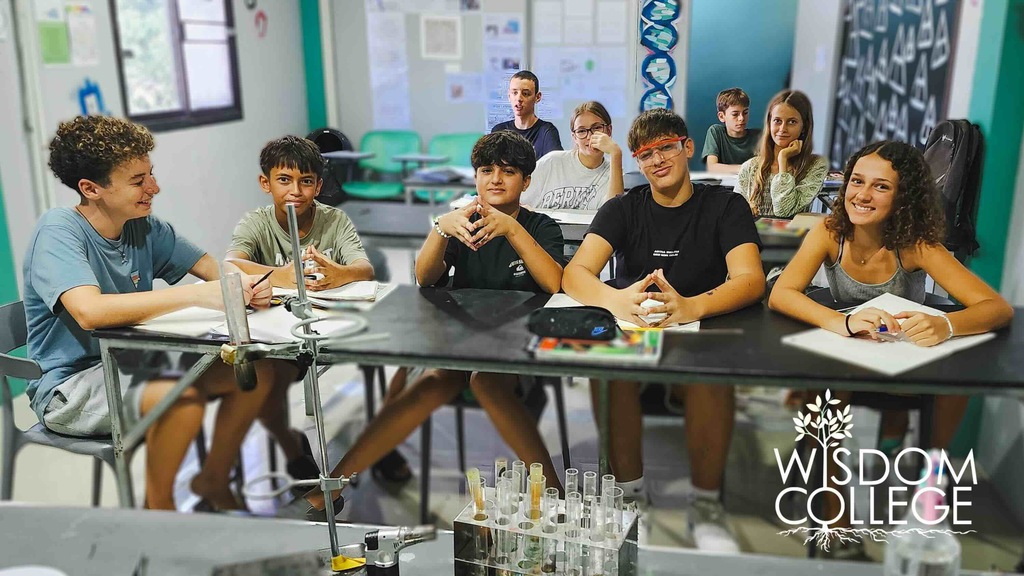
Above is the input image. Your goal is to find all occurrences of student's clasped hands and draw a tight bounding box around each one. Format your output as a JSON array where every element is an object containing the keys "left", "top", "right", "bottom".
[
  {"left": 302, "top": 245, "right": 346, "bottom": 291},
  {"left": 437, "top": 197, "right": 517, "bottom": 251},
  {"left": 612, "top": 269, "right": 700, "bottom": 327}
]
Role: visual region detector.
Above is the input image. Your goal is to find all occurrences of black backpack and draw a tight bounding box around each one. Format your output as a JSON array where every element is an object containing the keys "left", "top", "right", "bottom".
[
  {"left": 306, "top": 128, "right": 353, "bottom": 206},
  {"left": 922, "top": 119, "right": 983, "bottom": 261}
]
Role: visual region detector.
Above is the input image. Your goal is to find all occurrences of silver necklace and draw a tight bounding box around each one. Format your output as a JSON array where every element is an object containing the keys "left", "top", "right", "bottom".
[{"left": 75, "top": 206, "right": 128, "bottom": 264}]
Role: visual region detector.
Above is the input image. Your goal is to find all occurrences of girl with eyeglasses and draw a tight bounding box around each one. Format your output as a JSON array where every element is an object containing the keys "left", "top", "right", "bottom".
[
  {"left": 519, "top": 101, "right": 624, "bottom": 211},
  {"left": 736, "top": 89, "right": 828, "bottom": 218}
]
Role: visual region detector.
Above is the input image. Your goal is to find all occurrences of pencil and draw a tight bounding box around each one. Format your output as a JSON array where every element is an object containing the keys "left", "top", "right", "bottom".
[{"left": 254, "top": 269, "right": 274, "bottom": 288}]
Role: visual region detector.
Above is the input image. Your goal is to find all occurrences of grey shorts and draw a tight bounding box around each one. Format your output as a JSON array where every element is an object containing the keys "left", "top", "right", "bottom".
[{"left": 42, "top": 362, "right": 147, "bottom": 437}]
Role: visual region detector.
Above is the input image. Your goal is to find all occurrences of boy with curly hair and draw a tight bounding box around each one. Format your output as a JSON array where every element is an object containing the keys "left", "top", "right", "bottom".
[{"left": 23, "top": 115, "right": 274, "bottom": 511}]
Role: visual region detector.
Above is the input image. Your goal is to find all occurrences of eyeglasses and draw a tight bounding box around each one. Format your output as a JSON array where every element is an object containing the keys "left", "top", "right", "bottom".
[
  {"left": 632, "top": 137, "right": 687, "bottom": 165},
  {"left": 572, "top": 124, "right": 610, "bottom": 139}
]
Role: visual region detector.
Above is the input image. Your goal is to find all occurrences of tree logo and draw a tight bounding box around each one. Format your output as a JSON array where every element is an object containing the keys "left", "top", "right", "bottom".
[{"left": 774, "top": 390, "right": 977, "bottom": 552}]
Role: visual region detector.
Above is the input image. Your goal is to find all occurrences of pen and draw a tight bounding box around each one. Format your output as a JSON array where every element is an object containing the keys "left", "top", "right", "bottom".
[{"left": 254, "top": 269, "right": 274, "bottom": 288}]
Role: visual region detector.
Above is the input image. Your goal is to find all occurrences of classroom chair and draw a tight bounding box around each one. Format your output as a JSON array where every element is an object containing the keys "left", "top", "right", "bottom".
[
  {"left": 344, "top": 130, "right": 421, "bottom": 201},
  {"left": 2, "top": 302, "right": 246, "bottom": 509},
  {"left": 307, "top": 127, "right": 354, "bottom": 206},
  {"left": 412, "top": 132, "right": 483, "bottom": 204},
  {"left": 417, "top": 376, "right": 571, "bottom": 523},
  {"left": 0, "top": 301, "right": 131, "bottom": 506}
]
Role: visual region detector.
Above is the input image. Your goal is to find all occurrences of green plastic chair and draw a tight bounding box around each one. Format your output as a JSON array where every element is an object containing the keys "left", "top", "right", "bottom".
[
  {"left": 413, "top": 132, "right": 483, "bottom": 204},
  {"left": 344, "top": 130, "right": 422, "bottom": 201}
]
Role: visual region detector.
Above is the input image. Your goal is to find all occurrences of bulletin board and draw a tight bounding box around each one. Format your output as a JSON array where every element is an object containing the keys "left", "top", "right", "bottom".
[{"left": 828, "top": 0, "right": 961, "bottom": 170}]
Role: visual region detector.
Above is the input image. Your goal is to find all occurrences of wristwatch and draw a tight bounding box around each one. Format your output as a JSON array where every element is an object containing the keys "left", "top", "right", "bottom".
[{"left": 432, "top": 216, "right": 451, "bottom": 239}]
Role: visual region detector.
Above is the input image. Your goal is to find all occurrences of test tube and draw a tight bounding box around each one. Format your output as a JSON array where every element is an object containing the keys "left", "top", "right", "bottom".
[
  {"left": 589, "top": 495, "right": 605, "bottom": 542},
  {"left": 495, "top": 478, "right": 514, "bottom": 525},
  {"left": 582, "top": 471, "right": 598, "bottom": 517},
  {"left": 494, "top": 457, "right": 508, "bottom": 483},
  {"left": 512, "top": 460, "right": 527, "bottom": 499},
  {"left": 565, "top": 492, "right": 582, "bottom": 537},
  {"left": 500, "top": 470, "right": 518, "bottom": 517},
  {"left": 542, "top": 487, "right": 559, "bottom": 533},
  {"left": 602, "top": 485, "right": 624, "bottom": 536},
  {"left": 564, "top": 468, "right": 579, "bottom": 495},
  {"left": 529, "top": 474, "right": 546, "bottom": 521},
  {"left": 601, "top": 474, "right": 616, "bottom": 495},
  {"left": 466, "top": 467, "right": 486, "bottom": 519}
]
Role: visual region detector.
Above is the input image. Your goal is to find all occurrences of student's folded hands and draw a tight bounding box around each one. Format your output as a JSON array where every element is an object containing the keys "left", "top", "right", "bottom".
[
  {"left": 302, "top": 245, "right": 345, "bottom": 291},
  {"left": 437, "top": 200, "right": 483, "bottom": 251},
  {"left": 893, "top": 311, "right": 951, "bottom": 347},
  {"left": 469, "top": 200, "right": 516, "bottom": 249},
  {"left": 610, "top": 273, "right": 657, "bottom": 327},
  {"left": 642, "top": 269, "right": 702, "bottom": 326}
]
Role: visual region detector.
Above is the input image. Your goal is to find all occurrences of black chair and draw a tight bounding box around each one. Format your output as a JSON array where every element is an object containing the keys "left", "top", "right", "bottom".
[{"left": 307, "top": 127, "right": 354, "bottom": 206}]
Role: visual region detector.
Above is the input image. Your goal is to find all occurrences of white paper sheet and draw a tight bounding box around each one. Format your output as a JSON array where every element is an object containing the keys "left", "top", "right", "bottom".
[
  {"left": 135, "top": 307, "right": 225, "bottom": 338},
  {"left": 595, "top": 0, "right": 627, "bottom": 44},
  {"left": 367, "top": 12, "right": 411, "bottom": 129},
  {"left": 781, "top": 293, "right": 996, "bottom": 376},
  {"left": 544, "top": 294, "right": 700, "bottom": 332},
  {"left": 213, "top": 306, "right": 361, "bottom": 344},
  {"left": 532, "top": 0, "right": 562, "bottom": 44}
]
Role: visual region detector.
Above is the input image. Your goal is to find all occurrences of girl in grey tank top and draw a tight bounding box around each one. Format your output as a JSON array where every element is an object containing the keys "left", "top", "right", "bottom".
[{"left": 825, "top": 236, "right": 926, "bottom": 304}]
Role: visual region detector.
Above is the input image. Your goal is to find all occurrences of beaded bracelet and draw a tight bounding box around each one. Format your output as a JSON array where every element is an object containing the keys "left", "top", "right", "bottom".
[
  {"left": 941, "top": 314, "right": 954, "bottom": 342},
  {"left": 433, "top": 217, "right": 451, "bottom": 239}
]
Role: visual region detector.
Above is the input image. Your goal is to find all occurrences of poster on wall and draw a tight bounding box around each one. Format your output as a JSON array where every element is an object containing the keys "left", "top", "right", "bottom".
[
  {"left": 829, "top": 0, "right": 961, "bottom": 169},
  {"left": 35, "top": 0, "right": 70, "bottom": 65},
  {"left": 366, "top": 11, "right": 412, "bottom": 129},
  {"left": 421, "top": 14, "right": 461, "bottom": 59},
  {"left": 637, "top": 0, "right": 681, "bottom": 112},
  {"left": 66, "top": 3, "right": 98, "bottom": 66}
]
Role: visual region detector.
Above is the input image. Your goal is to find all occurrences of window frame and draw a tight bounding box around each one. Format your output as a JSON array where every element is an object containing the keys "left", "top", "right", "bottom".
[{"left": 109, "top": 0, "right": 243, "bottom": 132}]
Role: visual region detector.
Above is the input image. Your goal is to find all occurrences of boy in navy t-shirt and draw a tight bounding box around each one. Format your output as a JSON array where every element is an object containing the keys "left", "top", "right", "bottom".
[{"left": 300, "top": 131, "right": 565, "bottom": 519}]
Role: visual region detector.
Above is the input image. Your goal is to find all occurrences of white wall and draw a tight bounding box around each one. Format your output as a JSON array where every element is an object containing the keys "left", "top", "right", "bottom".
[
  {"left": 789, "top": 0, "right": 843, "bottom": 156},
  {"left": 0, "top": 0, "right": 310, "bottom": 286}
]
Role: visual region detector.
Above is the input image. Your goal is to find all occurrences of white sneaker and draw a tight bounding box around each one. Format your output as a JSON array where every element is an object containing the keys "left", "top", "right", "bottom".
[
  {"left": 624, "top": 498, "right": 650, "bottom": 546},
  {"left": 685, "top": 496, "right": 740, "bottom": 554}
]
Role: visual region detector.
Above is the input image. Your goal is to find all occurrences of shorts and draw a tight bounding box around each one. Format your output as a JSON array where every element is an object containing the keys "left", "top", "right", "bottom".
[{"left": 42, "top": 362, "right": 153, "bottom": 438}]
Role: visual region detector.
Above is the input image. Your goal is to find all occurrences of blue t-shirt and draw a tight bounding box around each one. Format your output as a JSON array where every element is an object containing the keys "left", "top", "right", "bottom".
[{"left": 22, "top": 208, "right": 205, "bottom": 421}]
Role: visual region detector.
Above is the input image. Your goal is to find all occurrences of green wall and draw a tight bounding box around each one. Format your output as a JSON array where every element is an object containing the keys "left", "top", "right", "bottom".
[
  {"left": 300, "top": 0, "right": 327, "bottom": 131},
  {"left": 967, "top": 0, "right": 1024, "bottom": 290},
  {"left": 0, "top": 168, "right": 19, "bottom": 304}
]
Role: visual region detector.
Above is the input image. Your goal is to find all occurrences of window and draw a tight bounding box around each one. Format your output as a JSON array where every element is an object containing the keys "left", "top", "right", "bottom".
[{"left": 111, "top": 0, "right": 242, "bottom": 130}]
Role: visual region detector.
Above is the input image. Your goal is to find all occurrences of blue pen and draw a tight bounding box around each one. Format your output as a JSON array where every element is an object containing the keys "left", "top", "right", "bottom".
[{"left": 875, "top": 325, "right": 906, "bottom": 342}]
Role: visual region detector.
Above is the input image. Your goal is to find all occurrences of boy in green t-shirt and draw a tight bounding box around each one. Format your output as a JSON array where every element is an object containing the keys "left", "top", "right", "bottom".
[
  {"left": 226, "top": 135, "right": 375, "bottom": 484},
  {"left": 701, "top": 87, "right": 760, "bottom": 174}
]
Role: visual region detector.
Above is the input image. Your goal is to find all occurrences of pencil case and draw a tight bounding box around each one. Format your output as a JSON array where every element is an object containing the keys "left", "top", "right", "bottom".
[{"left": 527, "top": 306, "right": 617, "bottom": 341}]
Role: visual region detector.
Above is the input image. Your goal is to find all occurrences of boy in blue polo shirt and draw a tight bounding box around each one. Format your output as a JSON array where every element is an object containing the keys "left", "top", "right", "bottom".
[{"left": 23, "top": 115, "right": 274, "bottom": 511}]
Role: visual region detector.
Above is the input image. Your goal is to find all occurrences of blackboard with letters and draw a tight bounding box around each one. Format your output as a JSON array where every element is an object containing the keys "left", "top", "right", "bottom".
[{"left": 829, "top": 0, "right": 961, "bottom": 169}]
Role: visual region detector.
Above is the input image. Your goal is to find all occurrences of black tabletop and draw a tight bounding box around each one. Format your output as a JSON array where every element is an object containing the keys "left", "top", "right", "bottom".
[
  {"left": 94, "top": 287, "right": 1023, "bottom": 395},
  {"left": 314, "top": 286, "right": 1024, "bottom": 395}
]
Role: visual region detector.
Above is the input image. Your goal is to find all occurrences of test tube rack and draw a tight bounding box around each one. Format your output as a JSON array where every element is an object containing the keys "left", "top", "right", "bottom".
[{"left": 453, "top": 487, "right": 638, "bottom": 576}]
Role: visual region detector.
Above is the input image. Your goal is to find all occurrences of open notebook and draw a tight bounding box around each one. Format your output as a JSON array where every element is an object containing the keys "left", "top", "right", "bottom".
[
  {"left": 781, "top": 292, "right": 995, "bottom": 376},
  {"left": 544, "top": 293, "right": 699, "bottom": 332},
  {"left": 274, "top": 280, "right": 379, "bottom": 302}
]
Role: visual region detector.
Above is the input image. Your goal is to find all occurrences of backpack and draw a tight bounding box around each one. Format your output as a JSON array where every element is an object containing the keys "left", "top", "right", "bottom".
[
  {"left": 922, "top": 119, "right": 984, "bottom": 260},
  {"left": 306, "top": 128, "right": 353, "bottom": 206}
]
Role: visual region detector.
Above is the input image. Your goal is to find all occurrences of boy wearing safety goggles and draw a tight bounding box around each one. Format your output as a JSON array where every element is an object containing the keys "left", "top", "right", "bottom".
[{"left": 562, "top": 109, "right": 766, "bottom": 553}]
